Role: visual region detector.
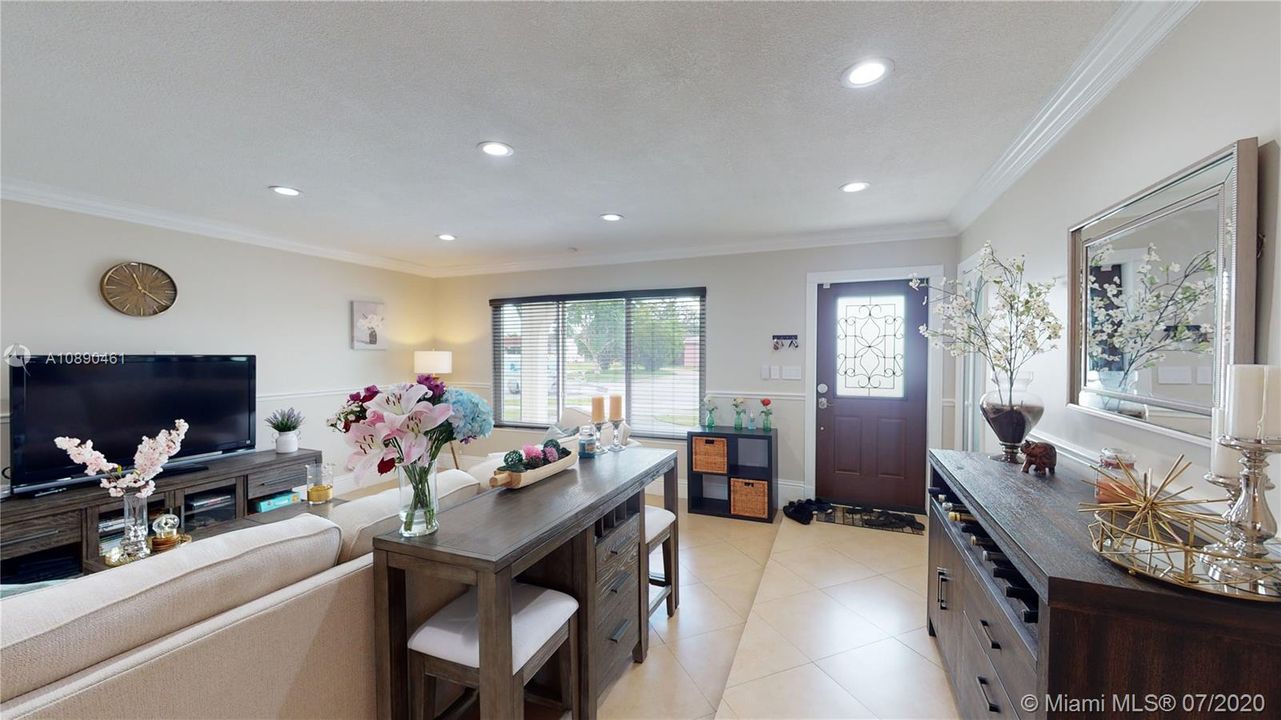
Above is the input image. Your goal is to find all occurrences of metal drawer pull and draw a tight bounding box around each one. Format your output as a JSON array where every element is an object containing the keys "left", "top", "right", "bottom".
[
  {"left": 974, "top": 676, "right": 999, "bottom": 713},
  {"left": 608, "top": 573, "right": 629, "bottom": 594},
  {"left": 608, "top": 619, "right": 632, "bottom": 643},
  {"left": 935, "top": 567, "right": 949, "bottom": 610},
  {"left": 979, "top": 619, "right": 1001, "bottom": 650},
  {"left": 0, "top": 528, "right": 62, "bottom": 547}
]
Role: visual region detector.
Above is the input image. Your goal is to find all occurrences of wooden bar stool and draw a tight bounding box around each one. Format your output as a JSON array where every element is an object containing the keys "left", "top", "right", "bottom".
[
  {"left": 407, "top": 582, "right": 579, "bottom": 720},
  {"left": 644, "top": 505, "right": 679, "bottom": 617}
]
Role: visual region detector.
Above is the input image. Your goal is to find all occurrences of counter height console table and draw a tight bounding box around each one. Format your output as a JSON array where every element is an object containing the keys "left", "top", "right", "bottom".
[
  {"left": 927, "top": 450, "right": 1281, "bottom": 719},
  {"left": 373, "top": 448, "right": 678, "bottom": 720}
]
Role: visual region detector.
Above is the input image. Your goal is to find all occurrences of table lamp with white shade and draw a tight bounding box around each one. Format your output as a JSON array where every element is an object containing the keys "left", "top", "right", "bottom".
[
  {"left": 414, "top": 350, "right": 453, "bottom": 376},
  {"left": 413, "top": 350, "right": 460, "bottom": 468}
]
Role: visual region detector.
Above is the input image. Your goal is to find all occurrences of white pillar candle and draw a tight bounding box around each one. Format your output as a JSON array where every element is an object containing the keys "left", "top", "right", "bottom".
[
  {"left": 1225, "top": 365, "right": 1281, "bottom": 439},
  {"left": 1210, "top": 409, "right": 1243, "bottom": 477}
]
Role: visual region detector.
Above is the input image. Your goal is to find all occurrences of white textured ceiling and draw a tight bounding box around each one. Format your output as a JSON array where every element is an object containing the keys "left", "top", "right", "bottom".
[{"left": 1, "top": 1, "right": 1119, "bottom": 275}]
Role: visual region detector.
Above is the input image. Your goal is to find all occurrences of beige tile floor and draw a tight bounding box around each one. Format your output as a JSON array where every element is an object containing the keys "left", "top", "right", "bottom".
[{"left": 600, "top": 502, "right": 958, "bottom": 720}]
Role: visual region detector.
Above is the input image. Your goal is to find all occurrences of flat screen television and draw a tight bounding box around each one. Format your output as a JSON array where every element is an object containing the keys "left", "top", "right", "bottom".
[{"left": 8, "top": 355, "right": 256, "bottom": 494}]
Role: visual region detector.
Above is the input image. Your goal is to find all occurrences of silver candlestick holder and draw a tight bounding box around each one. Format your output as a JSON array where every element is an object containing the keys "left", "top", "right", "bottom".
[
  {"left": 1204, "top": 435, "right": 1280, "bottom": 583},
  {"left": 1201, "top": 471, "right": 1243, "bottom": 556}
]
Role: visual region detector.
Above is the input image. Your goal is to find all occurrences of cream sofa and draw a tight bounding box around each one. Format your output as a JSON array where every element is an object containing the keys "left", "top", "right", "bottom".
[{"left": 0, "top": 469, "right": 483, "bottom": 720}]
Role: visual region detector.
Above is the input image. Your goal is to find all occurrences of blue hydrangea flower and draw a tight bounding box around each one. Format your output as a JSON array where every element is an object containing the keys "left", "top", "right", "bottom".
[{"left": 442, "top": 388, "right": 494, "bottom": 443}]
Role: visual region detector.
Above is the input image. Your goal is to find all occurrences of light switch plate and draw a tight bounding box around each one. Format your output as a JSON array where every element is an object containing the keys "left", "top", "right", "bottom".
[
  {"left": 761, "top": 364, "right": 771, "bottom": 380},
  {"left": 781, "top": 365, "right": 802, "bottom": 380},
  {"left": 770, "top": 365, "right": 781, "bottom": 379}
]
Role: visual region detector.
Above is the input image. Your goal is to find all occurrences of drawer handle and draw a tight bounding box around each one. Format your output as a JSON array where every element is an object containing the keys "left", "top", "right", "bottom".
[
  {"left": 935, "top": 567, "right": 948, "bottom": 610},
  {"left": 0, "top": 528, "right": 62, "bottom": 547},
  {"left": 608, "top": 619, "right": 632, "bottom": 644},
  {"left": 608, "top": 573, "right": 629, "bottom": 594},
  {"left": 703, "top": 438, "right": 717, "bottom": 445},
  {"left": 979, "top": 620, "right": 1001, "bottom": 650},
  {"left": 974, "top": 676, "right": 999, "bottom": 713}
]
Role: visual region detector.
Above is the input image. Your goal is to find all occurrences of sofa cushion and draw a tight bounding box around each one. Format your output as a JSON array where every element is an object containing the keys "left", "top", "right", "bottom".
[
  {"left": 0, "top": 513, "right": 341, "bottom": 702},
  {"left": 329, "top": 469, "right": 480, "bottom": 562}
]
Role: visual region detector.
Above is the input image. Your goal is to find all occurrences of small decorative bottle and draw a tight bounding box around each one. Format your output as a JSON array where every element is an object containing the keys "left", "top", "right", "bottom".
[
  {"left": 578, "top": 424, "right": 601, "bottom": 459},
  {"left": 748, "top": 411, "right": 757, "bottom": 430}
]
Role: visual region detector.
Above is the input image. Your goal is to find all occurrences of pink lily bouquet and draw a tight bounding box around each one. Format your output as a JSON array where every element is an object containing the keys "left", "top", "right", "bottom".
[
  {"left": 55, "top": 419, "right": 189, "bottom": 561},
  {"left": 329, "top": 374, "right": 493, "bottom": 536}
]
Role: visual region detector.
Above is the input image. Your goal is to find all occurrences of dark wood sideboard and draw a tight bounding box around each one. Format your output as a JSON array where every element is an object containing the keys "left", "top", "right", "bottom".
[
  {"left": 1, "top": 449, "right": 320, "bottom": 582},
  {"left": 927, "top": 449, "right": 1281, "bottom": 719}
]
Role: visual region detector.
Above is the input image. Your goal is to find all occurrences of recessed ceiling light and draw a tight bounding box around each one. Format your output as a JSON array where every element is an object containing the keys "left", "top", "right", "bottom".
[
  {"left": 269, "top": 185, "right": 301, "bottom": 197},
  {"left": 478, "top": 141, "right": 514, "bottom": 157},
  {"left": 840, "top": 181, "right": 871, "bottom": 193},
  {"left": 437, "top": 234, "right": 456, "bottom": 241},
  {"left": 600, "top": 213, "right": 623, "bottom": 222},
  {"left": 841, "top": 59, "right": 893, "bottom": 88}
]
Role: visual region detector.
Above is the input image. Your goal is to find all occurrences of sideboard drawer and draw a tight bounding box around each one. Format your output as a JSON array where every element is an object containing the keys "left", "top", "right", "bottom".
[
  {"left": 0, "top": 510, "right": 82, "bottom": 561},
  {"left": 962, "top": 571, "right": 1036, "bottom": 704},
  {"left": 248, "top": 465, "right": 307, "bottom": 499},
  {"left": 957, "top": 612, "right": 1019, "bottom": 719}
]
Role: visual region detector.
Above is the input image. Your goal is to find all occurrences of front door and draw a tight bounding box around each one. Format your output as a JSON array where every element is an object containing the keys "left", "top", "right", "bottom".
[{"left": 815, "top": 279, "right": 928, "bottom": 512}]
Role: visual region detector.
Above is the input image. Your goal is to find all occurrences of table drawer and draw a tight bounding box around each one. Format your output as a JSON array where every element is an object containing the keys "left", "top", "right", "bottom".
[
  {"left": 596, "top": 512, "right": 640, "bottom": 576},
  {"left": 691, "top": 436, "right": 728, "bottom": 474},
  {"left": 962, "top": 569, "right": 1036, "bottom": 704},
  {"left": 247, "top": 465, "right": 306, "bottom": 499},
  {"left": 1, "top": 511, "right": 82, "bottom": 561},
  {"left": 596, "top": 556, "right": 639, "bottom": 628},
  {"left": 593, "top": 582, "right": 640, "bottom": 688}
]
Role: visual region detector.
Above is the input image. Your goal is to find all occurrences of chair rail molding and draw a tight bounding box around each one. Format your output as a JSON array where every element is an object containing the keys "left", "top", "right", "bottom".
[{"left": 949, "top": 0, "right": 1199, "bottom": 230}]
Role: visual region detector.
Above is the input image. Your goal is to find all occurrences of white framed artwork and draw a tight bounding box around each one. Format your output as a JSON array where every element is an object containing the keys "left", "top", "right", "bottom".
[{"left": 351, "top": 301, "right": 387, "bottom": 350}]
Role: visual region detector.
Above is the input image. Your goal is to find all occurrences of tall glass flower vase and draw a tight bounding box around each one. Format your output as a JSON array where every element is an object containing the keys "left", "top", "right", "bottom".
[
  {"left": 398, "top": 460, "right": 439, "bottom": 537},
  {"left": 120, "top": 493, "right": 151, "bottom": 561},
  {"left": 980, "top": 373, "right": 1045, "bottom": 464}
]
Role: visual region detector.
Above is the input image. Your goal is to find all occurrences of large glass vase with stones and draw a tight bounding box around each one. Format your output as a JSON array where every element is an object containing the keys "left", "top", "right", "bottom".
[{"left": 980, "top": 373, "right": 1044, "bottom": 463}]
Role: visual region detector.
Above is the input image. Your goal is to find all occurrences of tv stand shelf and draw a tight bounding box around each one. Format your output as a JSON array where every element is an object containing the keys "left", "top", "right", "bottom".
[{"left": 1, "top": 449, "right": 319, "bottom": 583}]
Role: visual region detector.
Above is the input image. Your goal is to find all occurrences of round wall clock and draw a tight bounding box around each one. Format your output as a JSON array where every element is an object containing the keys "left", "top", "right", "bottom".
[{"left": 100, "top": 261, "right": 177, "bottom": 317}]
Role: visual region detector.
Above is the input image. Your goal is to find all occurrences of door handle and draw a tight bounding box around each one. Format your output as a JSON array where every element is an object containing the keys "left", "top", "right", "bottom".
[
  {"left": 935, "top": 567, "right": 949, "bottom": 610},
  {"left": 818, "top": 397, "right": 829, "bottom": 410}
]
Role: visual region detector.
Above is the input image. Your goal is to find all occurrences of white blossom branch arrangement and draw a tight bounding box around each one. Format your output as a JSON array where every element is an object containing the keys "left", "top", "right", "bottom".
[
  {"left": 910, "top": 243, "right": 1062, "bottom": 404},
  {"left": 1087, "top": 241, "right": 1215, "bottom": 394}
]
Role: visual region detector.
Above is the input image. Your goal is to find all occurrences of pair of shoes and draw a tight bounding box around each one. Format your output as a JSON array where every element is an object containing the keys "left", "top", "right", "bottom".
[
  {"left": 812, "top": 497, "right": 835, "bottom": 514},
  {"left": 783, "top": 500, "right": 815, "bottom": 525}
]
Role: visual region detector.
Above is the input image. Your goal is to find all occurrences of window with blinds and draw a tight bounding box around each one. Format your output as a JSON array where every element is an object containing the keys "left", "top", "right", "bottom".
[{"left": 490, "top": 288, "right": 706, "bottom": 437}]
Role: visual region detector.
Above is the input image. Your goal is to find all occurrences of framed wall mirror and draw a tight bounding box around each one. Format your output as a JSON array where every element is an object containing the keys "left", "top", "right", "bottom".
[{"left": 1069, "top": 138, "right": 1258, "bottom": 440}]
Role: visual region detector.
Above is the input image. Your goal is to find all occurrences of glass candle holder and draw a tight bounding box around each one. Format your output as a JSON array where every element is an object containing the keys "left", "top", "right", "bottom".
[{"left": 307, "top": 463, "right": 334, "bottom": 505}]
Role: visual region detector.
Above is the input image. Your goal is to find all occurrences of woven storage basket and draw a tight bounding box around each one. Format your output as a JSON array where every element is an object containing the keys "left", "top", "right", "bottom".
[
  {"left": 692, "top": 436, "right": 728, "bottom": 474},
  {"left": 730, "top": 478, "right": 768, "bottom": 519}
]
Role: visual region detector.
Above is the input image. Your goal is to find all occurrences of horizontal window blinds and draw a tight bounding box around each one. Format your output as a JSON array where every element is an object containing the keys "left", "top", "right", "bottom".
[{"left": 491, "top": 288, "right": 706, "bottom": 436}]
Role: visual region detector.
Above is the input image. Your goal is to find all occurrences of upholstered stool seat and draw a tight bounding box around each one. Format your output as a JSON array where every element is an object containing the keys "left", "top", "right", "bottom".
[
  {"left": 408, "top": 583, "right": 577, "bottom": 671},
  {"left": 644, "top": 505, "right": 679, "bottom": 617},
  {"left": 406, "top": 581, "right": 580, "bottom": 720},
  {"left": 644, "top": 505, "right": 676, "bottom": 544}
]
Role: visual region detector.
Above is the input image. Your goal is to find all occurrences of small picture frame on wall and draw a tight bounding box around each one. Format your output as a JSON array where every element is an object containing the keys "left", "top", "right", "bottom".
[{"left": 351, "top": 301, "right": 387, "bottom": 350}]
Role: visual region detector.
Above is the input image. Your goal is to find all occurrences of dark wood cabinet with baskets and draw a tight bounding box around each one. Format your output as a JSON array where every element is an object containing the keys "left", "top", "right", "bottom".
[{"left": 686, "top": 427, "right": 778, "bottom": 522}]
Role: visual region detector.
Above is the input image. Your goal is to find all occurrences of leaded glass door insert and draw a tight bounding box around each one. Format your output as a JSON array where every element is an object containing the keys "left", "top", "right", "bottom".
[{"left": 835, "top": 295, "right": 906, "bottom": 398}]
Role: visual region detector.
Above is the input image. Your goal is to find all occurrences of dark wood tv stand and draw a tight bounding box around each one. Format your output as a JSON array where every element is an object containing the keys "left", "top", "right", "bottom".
[{"left": 1, "top": 448, "right": 321, "bottom": 583}]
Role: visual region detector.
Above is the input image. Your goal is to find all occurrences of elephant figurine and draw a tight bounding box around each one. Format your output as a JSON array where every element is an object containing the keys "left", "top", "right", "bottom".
[{"left": 1020, "top": 440, "right": 1057, "bottom": 475}]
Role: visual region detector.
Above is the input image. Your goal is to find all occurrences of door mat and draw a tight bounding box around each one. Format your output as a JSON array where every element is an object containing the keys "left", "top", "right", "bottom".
[{"left": 815, "top": 505, "right": 925, "bottom": 535}]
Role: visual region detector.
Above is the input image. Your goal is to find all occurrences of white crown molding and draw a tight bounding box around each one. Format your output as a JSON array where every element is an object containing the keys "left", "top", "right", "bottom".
[
  {"left": 0, "top": 179, "right": 437, "bottom": 279},
  {"left": 428, "top": 221, "right": 958, "bottom": 278},
  {"left": 948, "top": 0, "right": 1199, "bottom": 231}
]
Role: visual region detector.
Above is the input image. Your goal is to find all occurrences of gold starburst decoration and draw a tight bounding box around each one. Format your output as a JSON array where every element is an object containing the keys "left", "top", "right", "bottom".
[{"left": 1079, "top": 454, "right": 1223, "bottom": 545}]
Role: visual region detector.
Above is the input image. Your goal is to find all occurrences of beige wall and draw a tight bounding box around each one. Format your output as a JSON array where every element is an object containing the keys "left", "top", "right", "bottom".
[
  {"left": 959, "top": 1, "right": 1281, "bottom": 516},
  {"left": 431, "top": 237, "right": 958, "bottom": 498},
  {"left": 0, "top": 200, "right": 434, "bottom": 484}
]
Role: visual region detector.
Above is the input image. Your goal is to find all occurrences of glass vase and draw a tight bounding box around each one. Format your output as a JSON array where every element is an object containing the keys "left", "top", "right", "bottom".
[
  {"left": 703, "top": 409, "right": 716, "bottom": 429},
  {"left": 980, "top": 372, "right": 1045, "bottom": 464},
  {"left": 121, "top": 493, "right": 151, "bottom": 561},
  {"left": 761, "top": 412, "right": 773, "bottom": 432},
  {"left": 398, "top": 460, "right": 439, "bottom": 537},
  {"left": 734, "top": 409, "right": 746, "bottom": 431}
]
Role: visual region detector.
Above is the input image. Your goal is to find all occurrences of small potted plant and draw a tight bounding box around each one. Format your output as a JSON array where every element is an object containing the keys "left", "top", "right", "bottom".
[{"left": 266, "top": 407, "right": 304, "bottom": 453}]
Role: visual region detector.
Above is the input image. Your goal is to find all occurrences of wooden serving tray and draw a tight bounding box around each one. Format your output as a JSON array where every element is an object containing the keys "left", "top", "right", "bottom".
[{"left": 489, "top": 449, "right": 579, "bottom": 489}]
